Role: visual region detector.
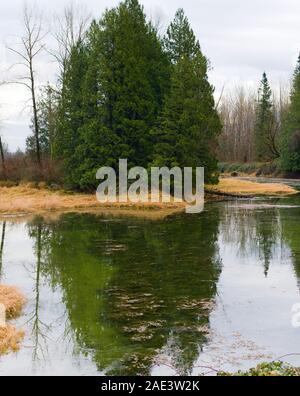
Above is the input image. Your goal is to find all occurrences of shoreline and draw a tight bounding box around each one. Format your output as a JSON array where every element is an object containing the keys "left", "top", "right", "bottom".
[{"left": 0, "top": 178, "right": 297, "bottom": 221}]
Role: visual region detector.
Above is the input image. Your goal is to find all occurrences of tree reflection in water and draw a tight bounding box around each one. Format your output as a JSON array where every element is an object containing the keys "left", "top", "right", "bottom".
[{"left": 27, "top": 211, "right": 221, "bottom": 375}]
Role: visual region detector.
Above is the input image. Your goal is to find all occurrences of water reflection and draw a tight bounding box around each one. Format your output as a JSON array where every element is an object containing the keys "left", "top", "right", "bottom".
[
  {"left": 0, "top": 198, "right": 300, "bottom": 375},
  {"left": 219, "top": 203, "right": 287, "bottom": 278},
  {"left": 28, "top": 212, "right": 221, "bottom": 375}
]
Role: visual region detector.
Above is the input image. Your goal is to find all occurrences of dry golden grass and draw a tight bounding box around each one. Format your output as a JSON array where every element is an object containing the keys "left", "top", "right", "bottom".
[
  {"left": 0, "top": 285, "right": 26, "bottom": 319},
  {"left": 207, "top": 178, "right": 297, "bottom": 197},
  {"left": 0, "top": 285, "right": 26, "bottom": 355},
  {"left": 0, "top": 179, "right": 295, "bottom": 220},
  {"left": 0, "top": 185, "right": 185, "bottom": 216},
  {"left": 0, "top": 325, "right": 25, "bottom": 355}
]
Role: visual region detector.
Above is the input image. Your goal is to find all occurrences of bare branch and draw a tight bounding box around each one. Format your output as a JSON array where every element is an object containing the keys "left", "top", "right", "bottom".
[
  {"left": 51, "top": 3, "right": 91, "bottom": 76},
  {"left": 6, "top": 2, "right": 47, "bottom": 166}
]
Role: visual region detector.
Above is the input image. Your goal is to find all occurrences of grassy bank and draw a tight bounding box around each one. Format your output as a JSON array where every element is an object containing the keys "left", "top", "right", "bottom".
[
  {"left": 206, "top": 178, "right": 297, "bottom": 197},
  {"left": 0, "top": 184, "right": 187, "bottom": 220},
  {"left": 0, "top": 179, "right": 297, "bottom": 219}
]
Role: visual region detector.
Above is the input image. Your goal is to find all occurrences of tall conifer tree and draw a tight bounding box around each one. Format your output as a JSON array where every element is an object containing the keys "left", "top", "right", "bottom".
[
  {"left": 153, "top": 9, "right": 221, "bottom": 183},
  {"left": 60, "top": 0, "right": 169, "bottom": 189},
  {"left": 54, "top": 41, "right": 88, "bottom": 188},
  {"left": 280, "top": 55, "right": 300, "bottom": 171},
  {"left": 254, "top": 72, "right": 277, "bottom": 161}
]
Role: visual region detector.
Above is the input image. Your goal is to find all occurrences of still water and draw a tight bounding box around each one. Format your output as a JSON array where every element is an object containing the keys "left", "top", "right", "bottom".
[{"left": 1, "top": 197, "right": 300, "bottom": 376}]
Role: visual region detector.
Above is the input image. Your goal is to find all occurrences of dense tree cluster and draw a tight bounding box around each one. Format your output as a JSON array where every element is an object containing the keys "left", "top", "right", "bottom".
[{"left": 25, "top": 0, "right": 220, "bottom": 190}]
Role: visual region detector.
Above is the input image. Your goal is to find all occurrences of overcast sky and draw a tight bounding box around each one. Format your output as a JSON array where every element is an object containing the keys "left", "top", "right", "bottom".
[{"left": 0, "top": 0, "right": 300, "bottom": 151}]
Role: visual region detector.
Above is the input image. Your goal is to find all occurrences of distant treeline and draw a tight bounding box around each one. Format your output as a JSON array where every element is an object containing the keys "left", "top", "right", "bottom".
[
  {"left": 2, "top": 0, "right": 220, "bottom": 189},
  {"left": 218, "top": 64, "right": 300, "bottom": 174}
]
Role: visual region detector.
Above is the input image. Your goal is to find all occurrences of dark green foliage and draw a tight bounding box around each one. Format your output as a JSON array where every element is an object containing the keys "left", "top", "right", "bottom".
[
  {"left": 152, "top": 9, "right": 221, "bottom": 183},
  {"left": 280, "top": 55, "right": 300, "bottom": 172},
  {"left": 74, "top": 0, "right": 170, "bottom": 189},
  {"left": 53, "top": 2, "right": 220, "bottom": 190},
  {"left": 254, "top": 72, "right": 276, "bottom": 161},
  {"left": 54, "top": 41, "right": 89, "bottom": 189}
]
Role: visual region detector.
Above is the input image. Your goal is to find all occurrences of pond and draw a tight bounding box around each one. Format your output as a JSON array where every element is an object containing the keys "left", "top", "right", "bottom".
[{"left": 1, "top": 197, "right": 300, "bottom": 376}]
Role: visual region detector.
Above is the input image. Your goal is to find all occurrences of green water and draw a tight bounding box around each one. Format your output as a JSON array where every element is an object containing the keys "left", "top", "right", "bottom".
[{"left": 1, "top": 197, "right": 300, "bottom": 376}]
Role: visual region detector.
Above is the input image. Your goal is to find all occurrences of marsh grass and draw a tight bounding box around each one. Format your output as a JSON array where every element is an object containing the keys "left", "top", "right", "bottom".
[
  {"left": 207, "top": 178, "right": 297, "bottom": 196},
  {"left": 218, "top": 362, "right": 300, "bottom": 376}
]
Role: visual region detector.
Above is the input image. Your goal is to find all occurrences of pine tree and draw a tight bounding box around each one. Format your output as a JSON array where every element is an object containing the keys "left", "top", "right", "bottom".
[
  {"left": 280, "top": 55, "right": 300, "bottom": 171},
  {"left": 164, "top": 8, "right": 201, "bottom": 63},
  {"left": 254, "top": 72, "right": 277, "bottom": 161},
  {"left": 153, "top": 9, "right": 221, "bottom": 182}
]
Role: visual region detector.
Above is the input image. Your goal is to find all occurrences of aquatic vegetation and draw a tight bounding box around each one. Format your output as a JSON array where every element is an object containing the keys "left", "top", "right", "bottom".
[{"left": 219, "top": 362, "right": 300, "bottom": 376}]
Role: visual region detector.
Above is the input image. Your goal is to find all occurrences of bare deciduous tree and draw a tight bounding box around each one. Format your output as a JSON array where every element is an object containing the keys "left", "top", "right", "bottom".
[
  {"left": 218, "top": 86, "right": 256, "bottom": 163},
  {"left": 218, "top": 84, "right": 290, "bottom": 163},
  {"left": 0, "top": 136, "right": 6, "bottom": 180},
  {"left": 8, "top": 4, "right": 46, "bottom": 167},
  {"left": 52, "top": 3, "right": 91, "bottom": 80}
]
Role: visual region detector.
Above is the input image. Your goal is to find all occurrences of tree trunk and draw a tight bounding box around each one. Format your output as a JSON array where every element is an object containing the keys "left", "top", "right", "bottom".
[
  {"left": 30, "top": 59, "right": 42, "bottom": 167},
  {"left": 0, "top": 136, "right": 7, "bottom": 180}
]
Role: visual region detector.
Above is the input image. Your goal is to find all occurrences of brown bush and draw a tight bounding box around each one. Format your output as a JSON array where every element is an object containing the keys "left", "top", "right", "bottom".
[
  {"left": 0, "top": 285, "right": 26, "bottom": 319},
  {"left": 0, "top": 153, "right": 63, "bottom": 185}
]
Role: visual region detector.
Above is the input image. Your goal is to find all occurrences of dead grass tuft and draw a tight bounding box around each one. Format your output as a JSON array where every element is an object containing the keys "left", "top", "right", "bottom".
[
  {"left": 0, "top": 285, "right": 26, "bottom": 319},
  {"left": 0, "top": 325, "right": 25, "bottom": 355}
]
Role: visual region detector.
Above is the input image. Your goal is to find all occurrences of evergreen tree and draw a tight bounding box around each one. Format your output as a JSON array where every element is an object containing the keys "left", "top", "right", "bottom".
[
  {"left": 254, "top": 72, "right": 277, "bottom": 161},
  {"left": 280, "top": 55, "right": 300, "bottom": 171},
  {"left": 153, "top": 9, "right": 221, "bottom": 182},
  {"left": 71, "top": 0, "right": 169, "bottom": 189},
  {"left": 74, "top": 16, "right": 122, "bottom": 190},
  {"left": 54, "top": 41, "right": 89, "bottom": 188}
]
